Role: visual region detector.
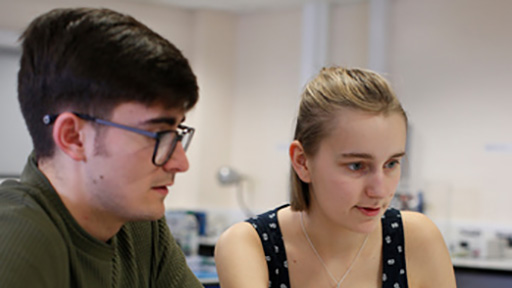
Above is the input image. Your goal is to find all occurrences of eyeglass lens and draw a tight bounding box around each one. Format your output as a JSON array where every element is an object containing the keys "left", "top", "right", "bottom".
[{"left": 153, "top": 130, "right": 193, "bottom": 166}]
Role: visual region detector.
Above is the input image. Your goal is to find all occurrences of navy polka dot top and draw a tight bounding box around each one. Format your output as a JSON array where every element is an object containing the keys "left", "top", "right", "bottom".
[{"left": 246, "top": 204, "right": 409, "bottom": 288}]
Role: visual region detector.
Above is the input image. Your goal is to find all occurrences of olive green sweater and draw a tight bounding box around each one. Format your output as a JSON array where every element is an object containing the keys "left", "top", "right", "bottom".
[{"left": 0, "top": 155, "right": 202, "bottom": 288}]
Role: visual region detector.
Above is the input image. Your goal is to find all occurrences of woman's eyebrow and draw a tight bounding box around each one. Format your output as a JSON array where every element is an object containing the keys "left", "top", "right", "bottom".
[
  {"left": 340, "top": 152, "right": 373, "bottom": 159},
  {"left": 339, "top": 151, "right": 406, "bottom": 159},
  {"left": 391, "top": 152, "right": 406, "bottom": 158}
]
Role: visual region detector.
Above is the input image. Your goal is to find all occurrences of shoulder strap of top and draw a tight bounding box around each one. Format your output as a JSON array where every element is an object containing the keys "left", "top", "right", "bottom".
[
  {"left": 381, "top": 208, "right": 409, "bottom": 288},
  {"left": 246, "top": 204, "right": 290, "bottom": 288}
]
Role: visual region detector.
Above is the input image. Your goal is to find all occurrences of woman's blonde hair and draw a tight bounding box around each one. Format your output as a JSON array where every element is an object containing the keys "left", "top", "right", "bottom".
[{"left": 290, "top": 66, "right": 407, "bottom": 211}]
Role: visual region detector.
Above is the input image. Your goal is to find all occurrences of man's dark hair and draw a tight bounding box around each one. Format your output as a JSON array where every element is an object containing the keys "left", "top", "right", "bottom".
[{"left": 18, "top": 8, "right": 199, "bottom": 160}]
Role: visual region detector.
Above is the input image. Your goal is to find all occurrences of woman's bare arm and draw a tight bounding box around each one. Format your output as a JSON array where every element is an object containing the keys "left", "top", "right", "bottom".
[
  {"left": 402, "top": 211, "right": 456, "bottom": 288},
  {"left": 214, "top": 222, "right": 270, "bottom": 288}
]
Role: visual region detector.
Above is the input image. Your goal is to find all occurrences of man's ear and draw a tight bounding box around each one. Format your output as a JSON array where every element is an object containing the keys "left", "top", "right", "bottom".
[
  {"left": 289, "top": 140, "right": 311, "bottom": 183},
  {"left": 52, "top": 112, "right": 87, "bottom": 162}
]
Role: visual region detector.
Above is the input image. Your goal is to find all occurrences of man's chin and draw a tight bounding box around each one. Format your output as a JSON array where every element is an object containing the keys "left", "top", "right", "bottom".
[{"left": 129, "top": 207, "right": 166, "bottom": 222}]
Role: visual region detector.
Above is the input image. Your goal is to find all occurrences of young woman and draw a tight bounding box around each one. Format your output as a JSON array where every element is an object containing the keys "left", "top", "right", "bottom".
[{"left": 214, "top": 67, "right": 456, "bottom": 288}]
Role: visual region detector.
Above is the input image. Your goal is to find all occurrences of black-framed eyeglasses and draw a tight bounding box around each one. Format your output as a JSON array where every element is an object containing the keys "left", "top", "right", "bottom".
[{"left": 43, "top": 112, "right": 195, "bottom": 167}]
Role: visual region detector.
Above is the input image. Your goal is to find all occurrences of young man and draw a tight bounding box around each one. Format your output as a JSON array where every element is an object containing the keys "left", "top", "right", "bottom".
[{"left": 0, "top": 8, "right": 203, "bottom": 287}]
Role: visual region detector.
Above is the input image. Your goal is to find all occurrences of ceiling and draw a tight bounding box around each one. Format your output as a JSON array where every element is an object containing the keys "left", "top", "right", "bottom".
[{"left": 127, "top": 0, "right": 366, "bottom": 13}]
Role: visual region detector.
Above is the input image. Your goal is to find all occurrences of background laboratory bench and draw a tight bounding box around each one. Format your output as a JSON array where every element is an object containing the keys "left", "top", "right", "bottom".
[{"left": 453, "top": 257, "right": 512, "bottom": 288}]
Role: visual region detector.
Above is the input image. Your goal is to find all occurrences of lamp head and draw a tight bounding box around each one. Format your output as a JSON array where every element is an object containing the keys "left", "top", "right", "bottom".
[{"left": 217, "top": 166, "right": 242, "bottom": 185}]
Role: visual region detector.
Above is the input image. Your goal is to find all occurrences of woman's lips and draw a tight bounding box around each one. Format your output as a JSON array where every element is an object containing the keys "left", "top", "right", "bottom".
[{"left": 356, "top": 206, "right": 381, "bottom": 217}]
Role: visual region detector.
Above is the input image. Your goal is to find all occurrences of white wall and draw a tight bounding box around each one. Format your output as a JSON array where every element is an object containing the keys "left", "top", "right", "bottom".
[
  {"left": 0, "top": 48, "right": 30, "bottom": 175},
  {"left": 167, "top": 10, "right": 238, "bottom": 210},
  {"left": 1, "top": 0, "right": 511, "bottom": 227},
  {"left": 211, "top": 0, "right": 512, "bottom": 225},
  {"left": 228, "top": 8, "right": 303, "bottom": 213},
  {"left": 390, "top": 0, "right": 512, "bottom": 225},
  {"left": 330, "top": 2, "right": 369, "bottom": 68}
]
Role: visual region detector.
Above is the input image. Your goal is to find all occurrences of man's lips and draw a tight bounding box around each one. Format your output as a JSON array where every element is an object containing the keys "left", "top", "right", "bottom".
[{"left": 152, "top": 185, "right": 169, "bottom": 196}]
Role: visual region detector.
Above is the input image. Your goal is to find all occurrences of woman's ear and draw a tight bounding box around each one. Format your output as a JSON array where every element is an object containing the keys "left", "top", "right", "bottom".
[
  {"left": 289, "top": 140, "right": 311, "bottom": 183},
  {"left": 52, "top": 112, "right": 87, "bottom": 162}
]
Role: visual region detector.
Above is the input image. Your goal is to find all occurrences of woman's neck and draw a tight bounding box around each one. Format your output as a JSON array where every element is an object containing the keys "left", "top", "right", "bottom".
[{"left": 299, "top": 207, "right": 376, "bottom": 257}]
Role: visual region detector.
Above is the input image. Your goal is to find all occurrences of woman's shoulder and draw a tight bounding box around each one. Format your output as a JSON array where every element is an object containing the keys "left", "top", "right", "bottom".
[
  {"left": 400, "top": 210, "right": 441, "bottom": 240},
  {"left": 217, "top": 204, "right": 290, "bottom": 248},
  {"left": 214, "top": 206, "right": 291, "bottom": 288},
  {"left": 216, "top": 220, "right": 259, "bottom": 246},
  {"left": 400, "top": 211, "right": 457, "bottom": 288},
  {"left": 400, "top": 210, "right": 447, "bottom": 256},
  {"left": 246, "top": 204, "right": 289, "bottom": 228}
]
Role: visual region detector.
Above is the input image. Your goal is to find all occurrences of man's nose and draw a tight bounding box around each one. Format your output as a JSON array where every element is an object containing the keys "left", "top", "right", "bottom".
[{"left": 162, "top": 142, "right": 189, "bottom": 173}]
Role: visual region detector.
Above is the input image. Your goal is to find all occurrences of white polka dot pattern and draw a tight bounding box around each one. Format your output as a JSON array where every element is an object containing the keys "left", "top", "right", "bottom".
[{"left": 246, "top": 205, "right": 409, "bottom": 287}]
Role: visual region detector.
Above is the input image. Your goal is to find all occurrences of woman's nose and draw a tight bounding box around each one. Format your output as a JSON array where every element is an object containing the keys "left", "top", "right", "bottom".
[{"left": 365, "top": 170, "right": 388, "bottom": 198}]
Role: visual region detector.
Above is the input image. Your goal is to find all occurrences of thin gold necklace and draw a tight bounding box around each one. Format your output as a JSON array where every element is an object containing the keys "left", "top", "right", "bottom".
[{"left": 300, "top": 211, "right": 369, "bottom": 288}]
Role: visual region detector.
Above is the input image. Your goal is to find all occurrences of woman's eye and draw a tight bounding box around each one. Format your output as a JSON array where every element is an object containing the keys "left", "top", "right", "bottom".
[
  {"left": 347, "top": 162, "right": 364, "bottom": 171},
  {"left": 385, "top": 160, "right": 400, "bottom": 169}
]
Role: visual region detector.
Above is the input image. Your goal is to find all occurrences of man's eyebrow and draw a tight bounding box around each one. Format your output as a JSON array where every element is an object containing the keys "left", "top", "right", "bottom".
[{"left": 141, "top": 117, "right": 179, "bottom": 126}]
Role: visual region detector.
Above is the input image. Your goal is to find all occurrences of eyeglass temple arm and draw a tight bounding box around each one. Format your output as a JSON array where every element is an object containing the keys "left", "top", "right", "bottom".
[{"left": 72, "top": 113, "right": 158, "bottom": 138}]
